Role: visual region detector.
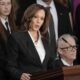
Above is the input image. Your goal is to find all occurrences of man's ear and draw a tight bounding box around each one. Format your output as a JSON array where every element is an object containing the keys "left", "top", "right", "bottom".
[{"left": 57, "top": 48, "right": 63, "bottom": 55}]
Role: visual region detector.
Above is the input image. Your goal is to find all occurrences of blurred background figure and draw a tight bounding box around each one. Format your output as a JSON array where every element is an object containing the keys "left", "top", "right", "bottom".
[
  {"left": 56, "top": 0, "right": 73, "bottom": 28},
  {"left": 56, "top": 0, "right": 68, "bottom": 7},
  {"left": 55, "top": 34, "right": 77, "bottom": 66},
  {"left": 72, "top": 0, "right": 80, "bottom": 21},
  {"left": 0, "top": 0, "right": 17, "bottom": 80},
  {"left": 73, "top": 3, "right": 80, "bottom": 64}
]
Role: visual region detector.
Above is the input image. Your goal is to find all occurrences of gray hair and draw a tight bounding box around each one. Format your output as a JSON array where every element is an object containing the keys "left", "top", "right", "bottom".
[{"left": 57, "top": 34, "right": 77, "bottom": 48}]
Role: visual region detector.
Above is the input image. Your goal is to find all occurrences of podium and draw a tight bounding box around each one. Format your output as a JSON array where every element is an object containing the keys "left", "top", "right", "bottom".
[
  {"left": 31, "top": 65, "right": 80, "bottom": 80},
  {"left": 63, "top": 65, "right": 80, "bottom": 80}
]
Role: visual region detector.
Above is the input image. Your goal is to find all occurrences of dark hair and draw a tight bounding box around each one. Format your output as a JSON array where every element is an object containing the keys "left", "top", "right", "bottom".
[
  {"left": 8, "top": 0, "right": 17, "bottom": 31},
  {"left": 22, "top": 4, "right": 50, "bottom": 35}
]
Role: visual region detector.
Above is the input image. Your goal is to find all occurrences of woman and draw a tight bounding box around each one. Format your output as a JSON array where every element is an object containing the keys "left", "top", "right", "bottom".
[
  {"left": 0, "top": 0, "right": 17, "bottom": 80},
  {"left": 7, "top": 4, "right": 56, "bottom": 80}
]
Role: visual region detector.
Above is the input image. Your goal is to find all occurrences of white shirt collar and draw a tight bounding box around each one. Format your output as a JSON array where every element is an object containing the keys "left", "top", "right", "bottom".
[
  {"left": 0, "top": 16, "right": 11, "bottom": 33},
  {"left": 28, "top": 31, "right": 45, "bottom": 63},
  {"left": 28, "top": 31, "right": 41, "bottom": 44},
  {"left": 0, "top": 17, "right": 9, "bottom": 29},
  {"left": 61, "top": 58, "right": 73, "bottom": 66},
  {"left": 0, "top": 16, "right": 8, "bottom": 24}
]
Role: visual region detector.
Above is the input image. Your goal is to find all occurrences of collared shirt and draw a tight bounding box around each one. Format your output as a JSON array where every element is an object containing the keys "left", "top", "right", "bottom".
[
  {"left": 28, "top": 31, "right": 46, "bottom": 63},
  {"left": 0, "top": 17, "right": 11, "bottom": 33},
  {"left": 61, "top": 58, "right": 73, "bottom": 66},
  {"left": 37, "top": 0, "right": 58, "bottom": 40}
]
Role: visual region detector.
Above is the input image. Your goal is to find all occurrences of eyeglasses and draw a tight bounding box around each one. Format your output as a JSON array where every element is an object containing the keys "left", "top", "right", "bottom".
[
  {"left": 60, "top": 37, "right": 77, "bottom": 51},
  {"left": 60, "top": 45, "right": 77, "bottom": 51}
]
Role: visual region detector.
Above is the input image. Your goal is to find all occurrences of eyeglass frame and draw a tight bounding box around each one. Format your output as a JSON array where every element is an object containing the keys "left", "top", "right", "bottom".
[
  {"left": 60, "top": 45, "right": 77, "bottom": 52},
  {"left": 59, "top": 37, "right": 77, "bottom": 51}
]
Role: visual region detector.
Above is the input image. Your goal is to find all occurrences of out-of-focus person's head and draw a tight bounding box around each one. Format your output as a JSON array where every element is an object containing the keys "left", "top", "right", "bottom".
[
  {"left": 0, "top": 0, "right": 12, "bottom": 18},
  {"left": 57, "top": 34, "right": 77, "bottom": 63},
  {"left": 22, "top": 4, "right": 50, "bottom": 35},
  {"left": 0, "top": 0, "right": 16, "bottom": 30},
  {"left": 56, "top": 0, "right": 68, "bottom": 7}
]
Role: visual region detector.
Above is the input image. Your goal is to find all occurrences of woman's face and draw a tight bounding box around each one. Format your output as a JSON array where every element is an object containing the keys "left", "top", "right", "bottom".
[
  {"left": 0, "top": 0, "right": 12, "bottom": 18},
  {"left": 29, "top": 9, "right": 45, "bottom": 32}
]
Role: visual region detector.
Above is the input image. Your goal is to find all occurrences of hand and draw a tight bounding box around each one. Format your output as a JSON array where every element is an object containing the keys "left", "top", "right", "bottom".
[{"left": 20, "top": 73, "right": 31, "bottom": 80}]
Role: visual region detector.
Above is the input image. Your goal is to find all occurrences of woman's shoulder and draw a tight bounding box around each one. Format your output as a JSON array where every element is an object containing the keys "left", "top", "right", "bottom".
[{"left": 10, "top": 31, "right": 28, "bottom": 40}]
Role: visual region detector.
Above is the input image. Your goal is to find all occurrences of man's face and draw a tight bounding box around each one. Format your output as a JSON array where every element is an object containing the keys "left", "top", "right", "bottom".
[{"left": 58, "top": 37, "right": 77, "bottom": 61}]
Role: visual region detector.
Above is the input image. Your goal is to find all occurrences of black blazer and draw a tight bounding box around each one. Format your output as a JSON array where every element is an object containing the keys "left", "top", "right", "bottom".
[
  {"left": 53, "top": 59, "right": 67, "bottom": 67},
  {"left": 54, "top": 1, "right": 72, "bottom": 37},
  {"left": 7, "top": 31, "right": 55, "bottom": 80},
  {"left": 73, "top": 4, "right": 80, "bottom": 64},
  {"left": 53, "top": 58, "right": 76, "bottom": 67},
  {"left": 0, "top": 20, "right": 13, "bottom": 80},
  {"left": 74, "top": 4, "right": 80, "bottom": 38},
  {"left": 0, "top": 22, "right": 8, "bottom": 80}
]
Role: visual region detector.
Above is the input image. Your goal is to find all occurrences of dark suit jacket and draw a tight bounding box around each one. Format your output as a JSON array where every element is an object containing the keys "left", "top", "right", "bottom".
[
  {"left": 73, "top": 4, "right": 80, "bottom": 64},
  {"left": 0, "top": 18, "right": 17, "bottom": 80},
  {"left": 16, "top": 0, "right": 73, "bottom": 59},
  {"left": 7, "top": 31, "right": 55, "bottom": 80},
  {"left": 53, "top": 58, "right": 76, "bottom": 67},
  {"left": 53, "top": 59, "right": 67, "bottom": 67}
]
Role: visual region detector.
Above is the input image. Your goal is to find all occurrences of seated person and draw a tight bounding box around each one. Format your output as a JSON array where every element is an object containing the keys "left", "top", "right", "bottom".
[{"left": 55, "top": 34, "right": 77, "bottom": 67}]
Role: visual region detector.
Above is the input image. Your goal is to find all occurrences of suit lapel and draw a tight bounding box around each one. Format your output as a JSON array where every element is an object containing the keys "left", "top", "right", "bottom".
[
  {"left": 25, "top": 32, "right": 42, "bottom": 65},
  {"left": 0, "top": 21, "right": 9, "bottom": 41},
  {"left": 0, "top": 21, "right": 7, "bottom": 33},
  {"left": 41, "top": 37, "right": 50, "bottom": 64},
  {"left": 24, "top": 32, "right": 51, "bottom": 66}
]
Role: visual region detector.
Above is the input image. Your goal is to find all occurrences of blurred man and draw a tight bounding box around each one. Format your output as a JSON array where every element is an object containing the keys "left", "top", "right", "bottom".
[{"left": 56, "top": 34, "right": 77, "bottom": 66}]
